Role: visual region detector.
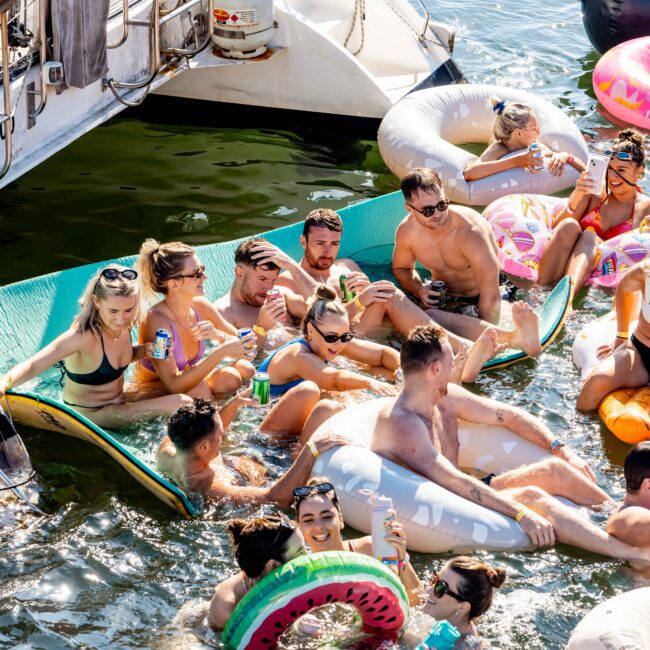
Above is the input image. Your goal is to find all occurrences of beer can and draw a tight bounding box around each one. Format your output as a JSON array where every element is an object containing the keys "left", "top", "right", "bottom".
[
  {"left": 430, "top": 280, "right": 447, "bottom": 309},
  {"left": 528, "top": 143, "right": 544, "bottom": 170},
  {"left": 153, "top": 328, "right": 171, "bottom": 360},
  {"left": 339, "top": 274, "right": 355, "bottom": 303},
  {"left": 252, "top": 371, "right": 270, "bottom": 405},
  {"left": 266, "top": 288, "right": 281, "bottom": 301},
  {"left": 237, "top": 328, "right": 253, "bottom": 339}
]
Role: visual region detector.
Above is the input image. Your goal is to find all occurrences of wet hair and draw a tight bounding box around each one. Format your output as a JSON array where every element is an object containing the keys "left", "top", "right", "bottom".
[
  {"left": 489, "top": 97, "right": 534, "bottom": 142},
  {"left": 293, "top": 475, "right": 341, "bottom": 517},
  {"left": 445, "top": 556, "right": 506, "bottom": 620},
  {"left": 610, "top": 128, "right": 646, "bottom": 165},
  {"left": 168, "top": 398, "right": 219, "bottom": 451},
  {"left": 234, "top": 237, "right": 279, "bottom": 271},
  {"left": 400, "top": 168, "right": 444, "bottom": 203},
  {"left": 624, "top": 441, "right": 650, "bottom": 493},
  {"left": 302, "top": 208, "right": 343, "bottom": 238},
  {"left": 227, "top": 514, "right": 296, "bottom": 578},
  {"left": 400, "top": 325, "right": 448, "bottom": 376},
  {"left": 137, "top": 238, "right": 196, "bottom": 300},
  {"left": 301, "top": 285, "right": 347, "bottom": 335},
  {"left": 72, "top": 265, "right": 140, "bottom": 338}
]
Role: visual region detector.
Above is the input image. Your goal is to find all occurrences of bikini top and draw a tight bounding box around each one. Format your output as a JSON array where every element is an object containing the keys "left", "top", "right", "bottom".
[
  {"left": 58, "top": 335, "right": 129, "bottom": 387},
  {"left": 578, "top": 197, "right": 635, "bottom": 240},
  {"left": 140, "top": 306, "right": 206, "bottom": 373}
]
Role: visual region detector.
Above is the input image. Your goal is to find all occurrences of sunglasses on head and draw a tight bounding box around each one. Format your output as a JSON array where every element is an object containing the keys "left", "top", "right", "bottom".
[
  {"left": 429, "top": 571, "right": 465, "bottom": 602},
  {"left": 605, "top": 150, "right": 643, "bottom": 163},
  {"left": 101, "top": 268, "right": 138, "bottom": 281},
  {"left": 293, "top": 482, "right": 336, "bottom": 500},
  {"left": 407, "top": 200, "right": 450, "bottom": 218},
  {"left": 310, "top": 321, "right": 354, "bottom": 344},
  {"left": 174, "top": 264, "right": 206, "bottom": 280}
]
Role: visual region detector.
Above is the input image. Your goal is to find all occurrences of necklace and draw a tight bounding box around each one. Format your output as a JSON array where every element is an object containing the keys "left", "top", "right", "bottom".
[{"left": 110, "top": 330, "right": 121, "bottom": 342}]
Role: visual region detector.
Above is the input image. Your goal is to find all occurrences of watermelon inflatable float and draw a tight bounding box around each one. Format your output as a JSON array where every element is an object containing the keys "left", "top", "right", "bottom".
[{"left": 221, "top": 551, "right": 409, "bottom": 649}]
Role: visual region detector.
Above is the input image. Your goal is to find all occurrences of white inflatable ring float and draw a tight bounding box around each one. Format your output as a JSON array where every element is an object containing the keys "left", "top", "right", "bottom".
[
  {"left": 313, "top": 398, "right": 561, "bottom": 554},
  {"left": 567, "top": 587, "right": 650, "bottom": 649},
  {"left": 378, "top": 84, "right": 588, "bottom": 205}
]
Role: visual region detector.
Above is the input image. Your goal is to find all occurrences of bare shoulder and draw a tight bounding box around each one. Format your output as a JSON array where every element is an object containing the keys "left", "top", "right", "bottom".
[
  {"left": 452, "top": 204, "right": 487, "bottom": 229},
  {"left": 351, "top": 535, "right": 373, "bottom": 555},
  {"left": 444, "top": 383, "right": 474, "bottom": 408},
  {"left": 338, "top": 258, "right": 362, "bottom": 273},
  {"left": 208, "top": 574, "right": 239, "bottom": 630},
  {"left": 395, "top": 214, "right": 417, "bottom": 238},
  {"left": 481, "top": 141, "right": 509, "bottom": 161},
  {"left": 376, "top": 399, "right": 426, "bottom": 435}
]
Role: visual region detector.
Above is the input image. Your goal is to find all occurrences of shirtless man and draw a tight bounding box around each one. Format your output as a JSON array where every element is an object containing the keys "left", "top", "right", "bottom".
[
  {"left": 578, "top": 261, "right": 650, "bottom": 411},
  {"left": 214, "top": 237, "right": 316, "bottom": 348},
  {"left": 277, "top": 208, "right": 540, "bottom": 379},
  {"left": 607, "top": 442, "right": 650, "bottom": 547},
  {"left": 392, "top": 167, "right": 541, "bottom": 356},
  {"left": 371, "top": 324, "right": 650, "bottom": 562},
  {"left": 157, "top": 391, "right": 346, "bottom": 507}
]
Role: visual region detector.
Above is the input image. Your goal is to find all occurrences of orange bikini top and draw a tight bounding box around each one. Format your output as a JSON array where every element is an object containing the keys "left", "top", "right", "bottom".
[{"left": 579, "top": 197, "right": 635, "bottom": 240}]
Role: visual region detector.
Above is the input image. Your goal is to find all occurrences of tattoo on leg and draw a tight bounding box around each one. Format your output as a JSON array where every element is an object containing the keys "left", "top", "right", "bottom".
[{"left": 496, "top": 410, "right": 504, "bottom": 424}]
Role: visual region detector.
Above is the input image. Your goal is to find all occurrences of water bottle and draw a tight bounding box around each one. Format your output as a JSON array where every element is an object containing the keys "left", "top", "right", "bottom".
[
  {"left": 417, "top": 620, "right": 461, "bottom": 650},
  {"left": 370, "top": 495, "right": 399, "bottom": 564}
]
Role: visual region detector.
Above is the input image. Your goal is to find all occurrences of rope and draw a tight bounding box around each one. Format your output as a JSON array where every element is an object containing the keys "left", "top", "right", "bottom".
[{"left": 343, "top": 0, "right": 365, "bottom": 56}]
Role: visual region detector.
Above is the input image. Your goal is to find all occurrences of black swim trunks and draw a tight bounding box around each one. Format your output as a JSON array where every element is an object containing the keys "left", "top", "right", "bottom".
[
  {"left": 444, "top": 274, "right": 519, "bottom": 316},
  {"left": 631, "top": 334, "right": 650, "bottom": 376}
]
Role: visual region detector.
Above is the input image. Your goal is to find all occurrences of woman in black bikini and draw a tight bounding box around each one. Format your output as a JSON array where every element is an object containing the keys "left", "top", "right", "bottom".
[{"left": 0, "top": 265, "right": 191, "bottom": 427}]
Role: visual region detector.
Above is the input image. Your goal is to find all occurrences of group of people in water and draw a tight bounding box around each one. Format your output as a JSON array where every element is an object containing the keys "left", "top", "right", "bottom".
[{"left": 3, "top": 97, "right": 650, "bottom": 647}]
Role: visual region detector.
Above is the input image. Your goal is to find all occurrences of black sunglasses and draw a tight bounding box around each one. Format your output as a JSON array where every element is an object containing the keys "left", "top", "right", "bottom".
[
  {"left": 406, "top": 200, "right": 450, "bottom": 218},
  {"left": 174, "top": 264, "right": 206, "bottom": 280},
  {"left": 101, "top": 268, "right": 138, "bottom": 281},
  {"left": 429, "top": 571, "right": 465, "bottom": 602},
  {"left": 293, "top": 482, "right": 336, "bottom": 500},
  {"left": 310, "top": 322, "right": 354, "bottom": 344}
]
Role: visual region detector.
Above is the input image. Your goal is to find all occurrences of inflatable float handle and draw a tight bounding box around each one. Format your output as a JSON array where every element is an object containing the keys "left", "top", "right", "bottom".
[{"left": 417, "top": 620, "right": 461, "bottom": 649}]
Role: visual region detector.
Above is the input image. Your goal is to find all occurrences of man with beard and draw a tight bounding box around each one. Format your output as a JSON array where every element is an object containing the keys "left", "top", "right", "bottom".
[
  {"left": 214, "top": 238, "right": 317, "bottom": 346},
  {"left": 371, "top": 325, "right": 650, "bottom": 564},
  {"left": 277, "top": 208, "right": 541, "bottom": 380}
]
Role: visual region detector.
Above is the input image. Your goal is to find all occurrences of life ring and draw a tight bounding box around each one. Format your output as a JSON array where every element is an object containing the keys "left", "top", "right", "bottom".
[
  {"left": 484, "top": 193, "right": 650, "bottom": 287},
  {"left": 593, "top": 37, "right": 650, "bottom": 130},
  {"left": 221, "top": 551, "right": 409, "bottom": 649},
  {"left": 312, "top": 398, "right": 562, "bottom": 554},
  {"left": 582, "top": 0, "right": 650, "bottom": 54},
  {"left": 567, "top": 587, "right": 650, "bottom": 648},
  {"left": 377, "top": 84, "right": 587, "bottom": 206}
]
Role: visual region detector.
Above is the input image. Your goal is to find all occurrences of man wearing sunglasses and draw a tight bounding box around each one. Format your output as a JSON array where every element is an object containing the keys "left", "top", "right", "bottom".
[
  {"left": 371, "top": 325, "right": 650, "bottom": 563},
  {"left": 392, "top": 168, "right": 541, "bottom": 356},
  {"left": 215, "top": 237, "right": 317, "bottom": 346}
]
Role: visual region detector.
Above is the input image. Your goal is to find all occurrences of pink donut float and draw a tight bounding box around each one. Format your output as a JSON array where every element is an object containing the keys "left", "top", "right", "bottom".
[
  {"left": 593, "top": 36, "right": 650, "bottom": 130},
  {"left": 484, "top": 193, "right": 650, "bottom": 287}
]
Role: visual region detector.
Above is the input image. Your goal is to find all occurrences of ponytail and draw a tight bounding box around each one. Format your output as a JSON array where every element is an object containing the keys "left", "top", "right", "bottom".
[{"left": 136, "top": 238, "right": 195, "bottom": 301}]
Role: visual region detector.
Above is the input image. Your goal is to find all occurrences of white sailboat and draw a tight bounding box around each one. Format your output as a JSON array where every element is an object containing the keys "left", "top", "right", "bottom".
[{"left": 0, "top": 0, "right": 463, "bottom": 189}]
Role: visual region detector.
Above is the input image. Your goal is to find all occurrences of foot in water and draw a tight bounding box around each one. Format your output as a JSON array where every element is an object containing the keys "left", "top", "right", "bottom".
[
  {"left": 462, "top": 328, "right": 500, "bottom": 382},
  {"left": 450, "top": 344, "right": 468, "bottom": 385},
  {"left": 511, "top": 301, "right": 541, "bottom": 357}
]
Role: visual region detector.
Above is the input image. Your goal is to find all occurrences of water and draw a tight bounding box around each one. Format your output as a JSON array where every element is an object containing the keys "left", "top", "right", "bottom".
[{"left": 1, "top": 0, "right": 648, "bottom": 647}]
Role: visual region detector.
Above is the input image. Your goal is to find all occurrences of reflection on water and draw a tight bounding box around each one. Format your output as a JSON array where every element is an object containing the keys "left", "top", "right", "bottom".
[{"left": 2, "top": 0, "right": 650, "bottom": 647}]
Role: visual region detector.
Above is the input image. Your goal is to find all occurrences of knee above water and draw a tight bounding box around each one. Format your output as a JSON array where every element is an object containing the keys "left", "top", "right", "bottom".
[
  {"left": 556, "top": 219, "right": 582, "bottom": 242},
  {"left": 235, "top": 360, "right": 256, "bottom": 380}
]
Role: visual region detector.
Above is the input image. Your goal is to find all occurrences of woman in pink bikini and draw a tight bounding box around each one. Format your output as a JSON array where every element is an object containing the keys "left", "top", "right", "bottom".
[
  {"left": 135, "top": 239, "right": 256, "bottom": 399},
  {"left": 538, "top": 128, "right": 650, "bottom": 292}
]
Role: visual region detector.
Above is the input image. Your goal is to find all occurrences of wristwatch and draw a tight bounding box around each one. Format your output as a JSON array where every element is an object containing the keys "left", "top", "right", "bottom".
[{"left": 550, "top": 439, "right": 566, "bottom": 453}]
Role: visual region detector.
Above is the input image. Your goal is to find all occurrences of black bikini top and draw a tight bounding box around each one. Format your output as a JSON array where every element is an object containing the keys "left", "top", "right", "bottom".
[{"left": 57, "top": 335, "right": 129, "bottom": 387}]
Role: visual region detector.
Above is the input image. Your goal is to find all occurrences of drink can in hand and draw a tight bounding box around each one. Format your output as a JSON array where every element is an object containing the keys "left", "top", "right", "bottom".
[
  {"left": 265, "top": 288, "right": 281, "bottom": 302},
  {"left": 252, "top": 372, "right": 270, "bottom": 405},
  {"left": 431, "top": 280, "right": 447, "bottom": 308},
  {"left": 339, "top": 275, "right": 356, "bottom": 303},
  {"left": 153, "top": 329, "right": 171, "bottom": 360},
  {"left": 237, "top": 328, "right": 253, "bottom": 339}
]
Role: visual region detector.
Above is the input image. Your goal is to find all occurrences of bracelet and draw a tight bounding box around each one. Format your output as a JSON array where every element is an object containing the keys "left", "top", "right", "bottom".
[
  {"left": 515, "top": 510, "right": 526, "bottom": 523},
  {"left": 307, "top": 440, "right": 319, "bottom": 459},
  {"left": 252, "top": 324, "right": 267, "bottom": 337},
  {"left": 397, "top": 553, "right": 410, "bottom": 569},
  {"left": 567, "top": 154, "right": 574, "bottom": 166},
  {"left": 616, "top": 331, "right": 629, "bottom": 339},
  {"left": 565, "top": 203, "right": 576, "bottom": 215},
  {"left": 354, "top": 295, "right": 364, "bottom": 311}
]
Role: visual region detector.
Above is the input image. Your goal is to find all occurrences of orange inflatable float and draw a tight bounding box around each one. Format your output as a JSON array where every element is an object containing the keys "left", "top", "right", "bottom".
[{"left": 599, "top": 387, "right": 650, "bottom": 444}]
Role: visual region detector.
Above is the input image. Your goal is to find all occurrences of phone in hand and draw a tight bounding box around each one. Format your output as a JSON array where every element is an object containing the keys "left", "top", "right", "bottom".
[{"left": 586, "top": 152, "right": 609, "bottom": 195}]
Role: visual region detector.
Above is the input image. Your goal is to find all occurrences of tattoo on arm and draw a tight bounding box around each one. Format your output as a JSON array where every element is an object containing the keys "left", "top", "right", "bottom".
[
  {"left": 469, "top": 486, "right": 483, "bottom": 503},
  {"left": 496, "top": 410, "right": 504, "bottom": 424}
]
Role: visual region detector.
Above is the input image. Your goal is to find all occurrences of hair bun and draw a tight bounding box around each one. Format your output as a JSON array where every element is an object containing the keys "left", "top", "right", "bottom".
[
  {"left": 618, "top": 128, "right": 645, "bottom": 147},
  {"left": 489, "top": 97, "right": 507, "bottom": 115},
  {"left": 313, "top": 284, "right": 337, "bottom": 303},
  {"left": 487, "top": 567, "right": 507, "bottom": 589},
  {"left": 226, "top": 518, "right": 247, "bottom": 544}
]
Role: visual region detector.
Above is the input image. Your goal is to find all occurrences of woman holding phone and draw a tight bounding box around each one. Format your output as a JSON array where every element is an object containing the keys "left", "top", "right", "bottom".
[{"left": 537, "top": 129, "right": 650, "bottom": 291}]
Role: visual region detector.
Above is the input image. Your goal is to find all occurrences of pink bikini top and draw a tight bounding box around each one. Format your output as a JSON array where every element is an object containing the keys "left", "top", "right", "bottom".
[{"left": 579, "top": 197, "right": 635, "bottom": 240}]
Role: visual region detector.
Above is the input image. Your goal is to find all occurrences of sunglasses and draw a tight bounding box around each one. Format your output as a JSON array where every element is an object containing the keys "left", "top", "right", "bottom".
[
  {"left": 293, "top": 482, "right": 336, "bottom": 500},
  {"left": 174, "top": 264, "right": 206, "bottom": 280},
  {"left": 310, "top": 321, "right": 354, "bottom": 344},
  {"left": 101, "top": 268, "right": 138, "bottom": 281},
  {"left": 605, "top": 150, "right": 643, "bottom": 163},
  {"left": 406, "top": 200, "right": 450, "bottom": 218},
  {"left": 429, "top": 571, "right": 465, "bottom": 602}
]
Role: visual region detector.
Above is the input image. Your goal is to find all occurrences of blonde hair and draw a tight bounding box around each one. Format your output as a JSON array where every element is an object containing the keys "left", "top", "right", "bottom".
[
  {"left": 301, "top": 285, "right": 347, "bottom": 334},
  {"left": 489, "top": 97, "right": 534, "bottom": 142},
  {"left": 136, "top": 238, "right": 195, "bottom": 300},
  {"left": 72, "top": 265, "right": 140, "bottom": 337}
]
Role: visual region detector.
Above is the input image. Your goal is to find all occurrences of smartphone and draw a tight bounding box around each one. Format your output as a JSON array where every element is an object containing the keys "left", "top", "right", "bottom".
[{"left": 586, "top": 152, "right": 609, "bottom": 195}]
